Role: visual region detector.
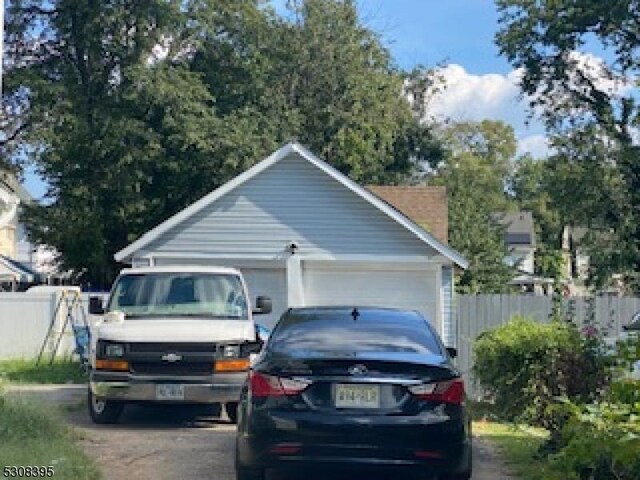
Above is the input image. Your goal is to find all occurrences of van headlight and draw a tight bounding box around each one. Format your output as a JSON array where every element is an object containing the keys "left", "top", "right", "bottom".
[
  {"left": 223, "top": 345, "right": 240, "bottom": 358},
  {"left": 105, "top": 343, "right": 125, "bottom": 358}
]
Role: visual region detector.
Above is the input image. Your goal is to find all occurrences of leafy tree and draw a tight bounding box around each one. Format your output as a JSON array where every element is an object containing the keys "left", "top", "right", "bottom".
[
  {"left": 190, "top": 0, "right": 443, "bottom": 184},
  {"left": 272, "top": 0, "right": 436, "bottom": 184},
  {"left": 546, "top": 128, "right": 632, "bottom": 289},
  {"left": 430, "top": 120, "right": 516, "bottom": 293},
  {"left": 5, "top": 0, "right": 255, "bottom": 285},
  {"left": 496, "top": 0, "right": 640, "bottom": 291},
  {"left": 5, "top": 0, "right": 442, "bottom": 286}
]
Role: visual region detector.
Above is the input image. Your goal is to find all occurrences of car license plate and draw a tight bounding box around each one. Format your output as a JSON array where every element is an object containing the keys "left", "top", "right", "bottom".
[
  {"left": 156, "top": 384, "right": 185, "bottom": 401},
  {"left": 335, "top": 384, "right": 380, "bottom": 408}
]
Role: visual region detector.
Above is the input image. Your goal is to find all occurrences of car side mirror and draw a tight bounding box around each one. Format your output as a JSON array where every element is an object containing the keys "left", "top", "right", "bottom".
[
  {"left": 252, "top": 296, "right": 272, "bottom": 315},
  {"left": 89, "top": 296, "right": 104, "bottom": 315},
  {"left": 446, "top": 347, "right": 458, "bottom": 359}
]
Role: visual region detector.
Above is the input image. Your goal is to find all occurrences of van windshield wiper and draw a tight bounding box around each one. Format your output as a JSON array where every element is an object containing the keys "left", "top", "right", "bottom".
[
  {"left": 171, "top": 313, "right": 244, "bottom": 319},
  {"left": 118, "top": 312, "right": 245, "bottom": 319},
  {"left": 121, "top": 313, "right": 164, "bottom": 319}
]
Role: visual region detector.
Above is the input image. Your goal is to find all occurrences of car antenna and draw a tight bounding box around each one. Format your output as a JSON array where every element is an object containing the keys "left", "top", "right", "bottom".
[{"left": 351, "top": 307, "right": 359, "bottom": 321}]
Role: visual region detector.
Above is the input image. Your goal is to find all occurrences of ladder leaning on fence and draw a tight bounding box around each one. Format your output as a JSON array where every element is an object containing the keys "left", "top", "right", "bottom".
[{"left": 36, "top": 289, "right": 91, "bottom": 367}]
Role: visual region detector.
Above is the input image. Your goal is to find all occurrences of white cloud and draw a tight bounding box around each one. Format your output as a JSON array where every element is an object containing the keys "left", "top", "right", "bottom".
[
  {"left": 516, "top": 134, "right": 551, "bottom": 159},
  {"left": 425, "top": 64, "right": 545, "bottom": 157},
  {"left": 422, "top": 54, "right": 636, "bottom": 159},
  {"left": 567, "top": 51, "right": 634, "bottom": 97},
  {"left": 427, "top": 65, "right": 527, "bottom": 124}
]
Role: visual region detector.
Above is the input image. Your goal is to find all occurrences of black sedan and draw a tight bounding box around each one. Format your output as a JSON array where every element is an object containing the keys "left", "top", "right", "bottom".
[{"left": 235, "top": 307, "right": 472, "bottom": 480}]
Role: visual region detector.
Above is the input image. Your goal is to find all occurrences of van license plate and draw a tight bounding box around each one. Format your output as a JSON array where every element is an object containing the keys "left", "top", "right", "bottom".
[
  {"left": 335, "top": 384, "right": 380, "bottom": 408},
  {"left": 156, "top": 384, "right": 184, "bottom": 401}
]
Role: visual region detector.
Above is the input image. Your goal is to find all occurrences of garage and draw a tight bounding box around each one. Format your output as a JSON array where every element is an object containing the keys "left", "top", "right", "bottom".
[
  {"left": 302, "top": 262, "right": 438, "bottom": 322},
  {"left": 115, "top": 143, "right": 467, "bottom": 345}
]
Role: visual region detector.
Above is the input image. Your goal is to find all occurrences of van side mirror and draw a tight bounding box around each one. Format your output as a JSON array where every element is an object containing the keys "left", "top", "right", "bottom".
[
  {"left": 246, "top": 340, "right": 264, "bottom": 354},
  {"left": 625, "top": 312, "right": 640, "bottom": 331},
  {"left": 446, "top": 347, "right": 458, "bottom": 359},
  {"left": 89, "top": 296, "right": 104, "bottom": 315},
  {"left": 252, "top": 296, "right": 272, "bottom": 315}
]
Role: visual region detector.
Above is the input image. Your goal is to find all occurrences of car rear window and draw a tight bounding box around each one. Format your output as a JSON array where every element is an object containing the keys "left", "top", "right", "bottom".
[{"left": 269, "top": 309, "right": 443, "bottom": 355}]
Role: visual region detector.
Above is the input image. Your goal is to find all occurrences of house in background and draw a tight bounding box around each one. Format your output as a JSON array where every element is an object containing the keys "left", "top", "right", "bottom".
[
  {"left": 496, "top": 211, "right": 555, "bottom": 295},
  {"left": 115, "top": 143, "right": 468, "bottom": 346},
  {"left": 562, "top": 226, "right": 590, "bottom": 286},
  {"left": 560, "top": 226, "right": 624, "bottom": 296},
  {"left": 0, "top": 171, "right": 31, "bottom": 259},
  {"left": 0, "top": 171, "right": 37, "bottom": 289},
  {"left": 498, "top": 211, "right": 536, "bottom": 275},
  {"left": 0, "top": 170, "right": 64, "bottom": 289}
]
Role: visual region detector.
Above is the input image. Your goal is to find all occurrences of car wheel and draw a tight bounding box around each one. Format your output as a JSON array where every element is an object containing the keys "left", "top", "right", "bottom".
[
  {"left": 226, "top": 402, "right": 239, "bottom": 423},
  {"left": 235, "top": 467, "right": 265, "bottom": 480},
  {"left": 88, "top": 388, "right": 124, "bottom": 424}
]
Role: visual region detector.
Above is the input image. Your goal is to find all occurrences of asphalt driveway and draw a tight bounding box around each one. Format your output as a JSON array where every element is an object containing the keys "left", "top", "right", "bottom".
[{"left": 9, "top": 385, "right": 514, "bottom": 480}]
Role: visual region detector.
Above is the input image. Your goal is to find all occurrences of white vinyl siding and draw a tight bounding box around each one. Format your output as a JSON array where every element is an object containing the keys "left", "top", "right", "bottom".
[
  {"left": 143, "top": 154, "right": 434, "bottom": 259},
  {"left": 132, "top": 258, "right": 151, "bottom": 268}
]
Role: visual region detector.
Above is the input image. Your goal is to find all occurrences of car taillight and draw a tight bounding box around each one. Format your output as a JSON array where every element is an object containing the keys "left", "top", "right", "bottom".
[
  {"left": 409, "top": 378, "right": 465, "bottom": 405},
  {"left": 249, "top": 371, "right": 311, "bottom": 398}
]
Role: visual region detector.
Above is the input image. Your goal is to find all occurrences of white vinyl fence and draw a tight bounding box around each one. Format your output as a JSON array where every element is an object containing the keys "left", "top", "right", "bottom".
[
  {"left": 456, "top": 295, "right": 640, "bottom": 398},
  {"left": 0, "top": 290, "right": 108, "bottom": 360}
]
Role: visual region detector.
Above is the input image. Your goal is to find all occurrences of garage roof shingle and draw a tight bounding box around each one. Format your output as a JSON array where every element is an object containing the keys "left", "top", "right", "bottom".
[{"left": 367, "top": 186, "right": 448, "bottom": 245}]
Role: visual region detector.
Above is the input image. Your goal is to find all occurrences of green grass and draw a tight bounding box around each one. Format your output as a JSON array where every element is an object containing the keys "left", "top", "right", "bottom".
[
  {"left": 0, "top": 392, "right": 100, "bottom": 479},
  {"left": 0, "top": 358, "right": 88, "bottom": 384},
  {"left": 473, "top": 420, "right": 549, "bottom": 480},
  {"left": 468, "top": 400, "right": 550, "bottom": 479}
]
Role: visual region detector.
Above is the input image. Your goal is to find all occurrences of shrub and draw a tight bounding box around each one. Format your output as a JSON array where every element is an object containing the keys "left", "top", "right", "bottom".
[
  {"left": 544, "top": 397, "right": 640, "bottom": 480},
  {"left": 473, "top": 316, "right": 609, "bottom": 428}
]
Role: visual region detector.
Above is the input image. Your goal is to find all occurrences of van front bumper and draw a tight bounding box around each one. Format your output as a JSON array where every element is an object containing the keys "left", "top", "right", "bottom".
[{"left": 90, "top": 371, "right": 246, "bottom": 404}]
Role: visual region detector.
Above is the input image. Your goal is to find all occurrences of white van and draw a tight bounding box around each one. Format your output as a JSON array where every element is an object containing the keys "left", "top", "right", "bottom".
[{"left": 87, "top": 266, "right": 271, "bottom": 424}]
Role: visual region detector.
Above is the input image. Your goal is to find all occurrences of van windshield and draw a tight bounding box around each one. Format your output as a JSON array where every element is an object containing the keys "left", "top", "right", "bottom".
[{"left": 107, "top": 273, "right": 248, "bottom": 319}]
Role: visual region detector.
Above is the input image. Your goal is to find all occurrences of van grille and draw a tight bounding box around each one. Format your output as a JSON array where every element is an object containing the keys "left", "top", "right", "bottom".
[
  {"left": 130, "top": 362, "right": 213, "bottom": 376},
  {"left": 128, "top": 343, "right": 215, "bottom": 353}
]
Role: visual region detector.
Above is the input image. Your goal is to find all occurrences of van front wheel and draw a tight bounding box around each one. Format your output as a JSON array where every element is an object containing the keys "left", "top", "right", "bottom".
[
  {"left": 88, "top": 389, "right": 124, "bottom": 424},
  {"left": 226, "top": 402, "right": 238, "bottom": 423}
]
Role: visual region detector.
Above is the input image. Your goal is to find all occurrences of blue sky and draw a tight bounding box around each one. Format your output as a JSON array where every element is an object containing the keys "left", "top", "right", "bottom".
[
  {"left": 21, "top": 0, "right": 534, "bottom": 198},
  {"left": 270, "top": 0, "right": 510, "bottom": 73},
  {"left": 356, "top": 0, "right": 509, "bottom": 74}
]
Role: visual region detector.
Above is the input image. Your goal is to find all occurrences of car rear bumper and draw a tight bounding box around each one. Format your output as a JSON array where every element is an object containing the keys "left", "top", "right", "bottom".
[
  {"left": 90, "top": 371, "right": 245, "bottom": 404},
  {"left": 238, "top": 440, "right": 471, "bottom": 471},
  {"left": 237, "top": 409, "right": 472, "bottom": 475}
]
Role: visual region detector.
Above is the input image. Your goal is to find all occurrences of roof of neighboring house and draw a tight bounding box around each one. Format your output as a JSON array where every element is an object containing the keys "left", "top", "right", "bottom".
[
  {"left": 496, "top": 211, "right": 536, "bottom": 247},
  {"left": 366, "top": 186, "right": 448, "bottom": 244},
  {"left": 115, "top": 142, "right": 468, "bottom": 268},
  {"left": 0, "top": 170, "right": 33, "bottom": 204},
  {"left": 0, "top": 254, "right": 39, "bottom": 282},
  {"left": 508, "top": 273, "right": 554, "bottom": 286}
]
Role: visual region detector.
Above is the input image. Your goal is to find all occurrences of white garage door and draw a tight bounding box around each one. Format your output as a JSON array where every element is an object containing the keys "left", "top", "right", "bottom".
[
  {"left": 302, "top": 262, "right": 438, "bottom": 330},
  {"left": 240, "top": 268, "right": 287, "bottom": 329}
]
